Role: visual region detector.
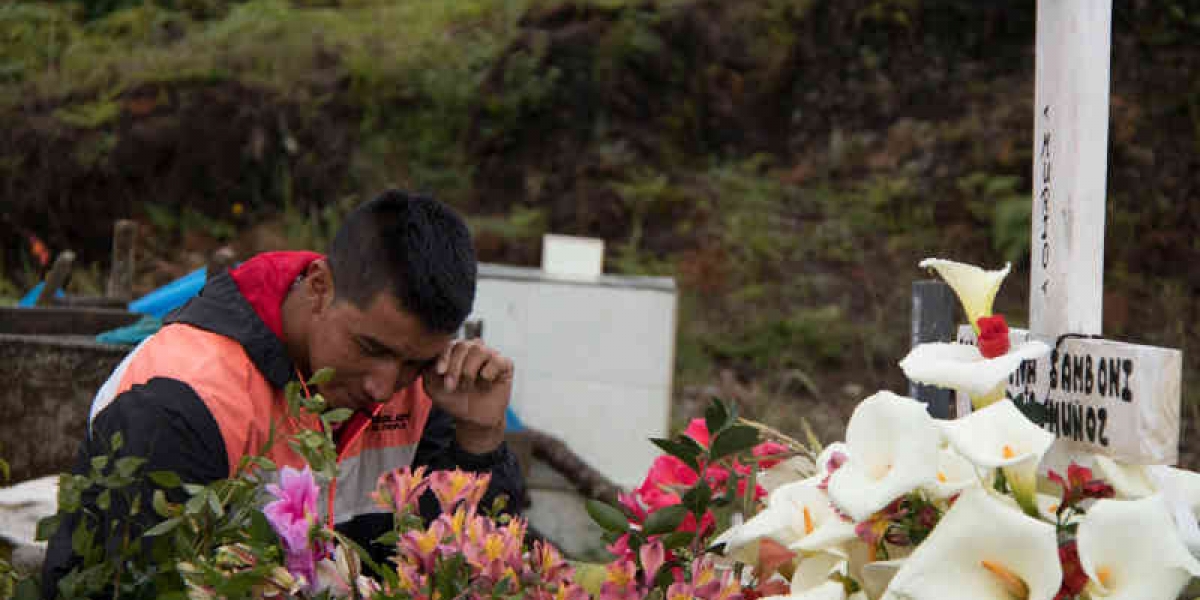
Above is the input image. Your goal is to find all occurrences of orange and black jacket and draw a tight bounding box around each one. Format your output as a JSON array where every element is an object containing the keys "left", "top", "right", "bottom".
[{"left": 42, "top": 251, "right": 525, "bottom": 595}]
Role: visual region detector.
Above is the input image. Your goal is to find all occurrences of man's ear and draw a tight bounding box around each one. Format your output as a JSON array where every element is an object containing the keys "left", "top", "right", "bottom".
[{"left": 306, "top": 259, "right": 334, "bottom": 312}]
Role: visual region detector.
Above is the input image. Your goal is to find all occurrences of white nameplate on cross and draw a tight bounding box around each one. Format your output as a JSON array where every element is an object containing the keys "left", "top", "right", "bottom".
[{"left": 955, "top": 326, "right": 1181, "bottom": 470}]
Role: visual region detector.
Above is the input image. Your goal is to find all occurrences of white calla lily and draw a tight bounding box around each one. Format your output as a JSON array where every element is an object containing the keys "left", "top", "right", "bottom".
[
  {"left": 923, "top": 447, "right": 980, "bottom": 500},
  {"left": 762, "top": 581, "right": 848, "bottom": 600},
  {"left": 1092, "top": 456, "right": 1200, "bottom": 557},
  {"left": 939, "top": 399, "right": 1054, "bottom": 516},
  {"left": 762, "top": 456, "right": 822, "bottom": 494},
  {"left": 716, "top": 478, "right": 856, "bottom": 560},
  {"left": 827, "top": 392, "right": 940, "bottom": 522},
  {"left": 1091, "top": 455, "right": 1156, "bottom": 498},
  {"left": 1077, "top": 495, "right": 1200, "bottom": 600},
  {"left": 882, "top": 488, "right": 1061, "bottom": 600},
  {"left": 917, "top": 258, "right": 1010, "bottom": 332},
  {"left": 898, "top": 340, "right": 1050, "bottom": 407},
  {"left": 790, "top": 551, "right": 847, "bottom": 594},
  {"left": 860, "top": 559, "right": 905, "bottom": 600},
  {"left": 756, "top": 552, "right": 869, "bottom": 600}
]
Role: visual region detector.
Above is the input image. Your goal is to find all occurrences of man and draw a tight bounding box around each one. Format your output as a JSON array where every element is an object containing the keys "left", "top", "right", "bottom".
[{"left": 42, "top": 191, "right": 525, "bottom": 595}]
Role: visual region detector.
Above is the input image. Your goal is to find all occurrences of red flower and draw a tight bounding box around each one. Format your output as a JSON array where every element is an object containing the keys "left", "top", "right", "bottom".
[
  {"left": 1055, "top": 540, "right": 1088, "bottom": 600},
  {"left": 684, "top": 418, "right": 711, "bottom": 448},
  {"left": 635, "top": 456, "right": 700, "bottom": 511},
  {"left": 977, "top": 314, "right": 1011, "bottom": 359},
  {"left": 679, "top": 510, "right": 716, "bottom": 537},
  {"left": 1048, "top": 463, "right": 1114, "bottom": 509},
  {"left": 617, "top": 492, "right": 648, "bottom": 525},
  {"left": 752, "top": 441, "right": 789, "bottom": 469}
]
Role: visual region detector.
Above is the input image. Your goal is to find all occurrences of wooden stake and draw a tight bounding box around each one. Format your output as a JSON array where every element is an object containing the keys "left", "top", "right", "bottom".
[
  {"left": 36, "top": 251, "right": 75, "bottom": 306},
  {"left": 205, "top": 247, "right": 236, "bottom": 281},
  {"left": 106, "top": 220, "right": 137, "bottom": 301}
]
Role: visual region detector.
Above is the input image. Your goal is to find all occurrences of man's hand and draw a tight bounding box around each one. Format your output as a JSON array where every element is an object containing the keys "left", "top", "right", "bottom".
[{"left": 421, "top": 340, "right": 514, "bottom": 455}]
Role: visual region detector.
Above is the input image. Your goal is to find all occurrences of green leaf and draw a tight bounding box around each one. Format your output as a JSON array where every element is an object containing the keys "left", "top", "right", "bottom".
[
  {"left": 206, "top": 490, "right": 224, "bottom": 517},
  {"left": 323, "top": 408, "right": 353, "bottom": 424},
  {"left": 70, "top": 521, "right": 95, "bottom": 556},
  {"left": 247, "top": 509, "right": 276, "bottom": 543},
  {"left": 182, "top": 483, "right": 206, "bottom": 495},
  {"left": 682, "top": 480, "right": 712, "bottom": 515},
  {"left": 642, "top": 504, "right": 688, "bottom": 536},
  {"left": 650, "top": 438, "right": 701, "bottom": 472},
  {"left": 110, "top": 431, "right": 124, "bottom": 452},
  {"left": 35, "top": 514, "right": 61, "bottom": 541},
  {"left": 12, "top": 578, "right": 39, "bottom": 600},
  {"left": 309, "top": 367, "right": 336, "bottom": 386},
  {"left": 373, "top": 530, "right": 401, "bottom": 547},
  {"left": 115, "top": 456, "right": 146, "bottom": 479},
  {"left": 184, "top": 493, "right": 206, "bottom": 515},
  {"left": 705, "top": 398, "right": 731, "bottom": 437},
  {"left": 152, "top": 489, "right": 171, "bottom": 517},
  {"left": 97, "top": 489, "right": 111, "bottom": 511},
  {"left": 586, "top": 499, "right": 631, "bottom": 533},
  {"left": 659, "top": 530, "right": 695, "bottom": 550},
  {"left": 143, "top": 517, "right": 181, "bottom": 537},
  {"left": 90, "top": 455, "right": 109, "bottom": 473},
  {"left": 148, "top": 470, "right": 182, "bottom": 489},
  {"left": 709, "top": 425, "right": 759, "bottom": 461}
]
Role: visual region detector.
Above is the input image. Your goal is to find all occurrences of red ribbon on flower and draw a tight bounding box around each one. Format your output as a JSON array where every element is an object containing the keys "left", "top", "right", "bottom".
[{"left": 976, "top": 314, "right": 1011, "bottom": 359}]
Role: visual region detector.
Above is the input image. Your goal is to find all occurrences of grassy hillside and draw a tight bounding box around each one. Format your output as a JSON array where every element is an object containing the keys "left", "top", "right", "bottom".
[{"left": 2, "top": 0, "right": 1199, "bottom": 464}]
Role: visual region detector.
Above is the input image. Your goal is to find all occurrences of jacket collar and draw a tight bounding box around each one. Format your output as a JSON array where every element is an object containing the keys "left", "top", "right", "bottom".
[{"left": 165, "top": 269, "right": 296, "bottom": 389}]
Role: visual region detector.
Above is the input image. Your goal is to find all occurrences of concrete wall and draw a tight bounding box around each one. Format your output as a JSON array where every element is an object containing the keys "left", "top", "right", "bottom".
[{"left": 474, "top": 264, "right": 677, "bottom": 489}]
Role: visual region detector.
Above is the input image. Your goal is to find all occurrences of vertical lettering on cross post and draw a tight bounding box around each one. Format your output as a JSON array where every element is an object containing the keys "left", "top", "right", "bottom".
[{"left": 1030, "top": 0, "right": 1111, "bottom": 338}]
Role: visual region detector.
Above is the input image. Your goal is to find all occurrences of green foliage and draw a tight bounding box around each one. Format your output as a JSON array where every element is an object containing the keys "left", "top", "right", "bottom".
[
  {"left": 31, "top": 368, "right": 366, "bottom": 598},
  {"left": 467, "top": 206, "right": 548, "bottom": 244},
  {"left": 707, "top": 305, "right": 854, "bottom": 371},
  {"left": 79, "top": 0, "right": 244, "bottom": 21},
  {"left": 958, "top": 171, "right": 1029, "bottom": 264},
  {"left": 0, "top": 3, "right": 79, "bottom": 83}
]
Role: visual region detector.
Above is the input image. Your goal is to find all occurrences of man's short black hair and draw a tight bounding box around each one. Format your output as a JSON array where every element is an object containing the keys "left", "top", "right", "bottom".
[{"left": 327, "top": 190, "right": 476, "bottom": 334}]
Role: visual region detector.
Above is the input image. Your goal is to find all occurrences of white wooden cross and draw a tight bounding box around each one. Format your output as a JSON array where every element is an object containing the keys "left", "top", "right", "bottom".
[{"left": 956, "top": 0, "right": 1183, "bottom": 474}]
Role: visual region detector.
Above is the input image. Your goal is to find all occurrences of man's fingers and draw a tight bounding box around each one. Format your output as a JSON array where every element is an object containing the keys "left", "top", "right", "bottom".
[
  {"left": 478, "top": 355, "right": 512, "bottom": 383},
  {"left": 479, "top": 359, "right": 501, "bottom": 382},
  {"left": 444, "top": 341, "right": 472, "bottom": 391},
  {"left": 436, "top": 345, "right": 452, "bottom": 375},
  {"left": 459, "top": 347, "right": 491, "bottom": 389}
]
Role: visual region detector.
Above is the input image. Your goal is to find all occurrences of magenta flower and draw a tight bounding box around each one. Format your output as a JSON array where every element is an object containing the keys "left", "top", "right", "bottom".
[
  {"left": 263, "top": 466, "right": 322, "bottom": 590},
  {"left": 639, "top": 539, "right": 665, "bottom": 585}
]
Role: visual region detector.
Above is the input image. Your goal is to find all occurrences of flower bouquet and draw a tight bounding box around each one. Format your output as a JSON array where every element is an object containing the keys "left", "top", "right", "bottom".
[
  {"left": 26, "top": 258, "right": 1200, "bottom": 600},
  {"left": 707, "top": 259, "right": 1200, "bottom": 600}
]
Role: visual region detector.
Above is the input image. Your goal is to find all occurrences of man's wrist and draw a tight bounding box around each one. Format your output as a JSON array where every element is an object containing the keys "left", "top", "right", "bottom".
[{"left": 454, "top": 420, "right": 506, "bottom": 455}]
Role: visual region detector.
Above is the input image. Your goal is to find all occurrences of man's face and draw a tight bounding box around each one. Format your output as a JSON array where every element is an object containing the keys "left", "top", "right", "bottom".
[{"left": 308, "top": 291, "right": 453, "bottom": 412}]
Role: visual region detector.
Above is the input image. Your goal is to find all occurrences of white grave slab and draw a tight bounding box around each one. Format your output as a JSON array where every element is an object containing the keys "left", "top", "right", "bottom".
[{"left": 472, "top": 263, "right": 676, "bottom": 488}]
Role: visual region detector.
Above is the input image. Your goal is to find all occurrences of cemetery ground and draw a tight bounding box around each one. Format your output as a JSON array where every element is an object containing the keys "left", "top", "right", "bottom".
[{"left": 2, "top": 0, "right": 1199, "bottom": 469}]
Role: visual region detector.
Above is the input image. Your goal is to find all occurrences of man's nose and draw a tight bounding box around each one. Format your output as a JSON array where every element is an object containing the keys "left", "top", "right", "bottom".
[{"left": 363, "top": 361, "right": 400, "bottom": 402}]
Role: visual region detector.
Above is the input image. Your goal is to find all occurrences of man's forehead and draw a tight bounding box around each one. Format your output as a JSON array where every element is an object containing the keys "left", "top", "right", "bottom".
[{"left": 354, "top": 295, "right": 452, "bottom": 356}]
